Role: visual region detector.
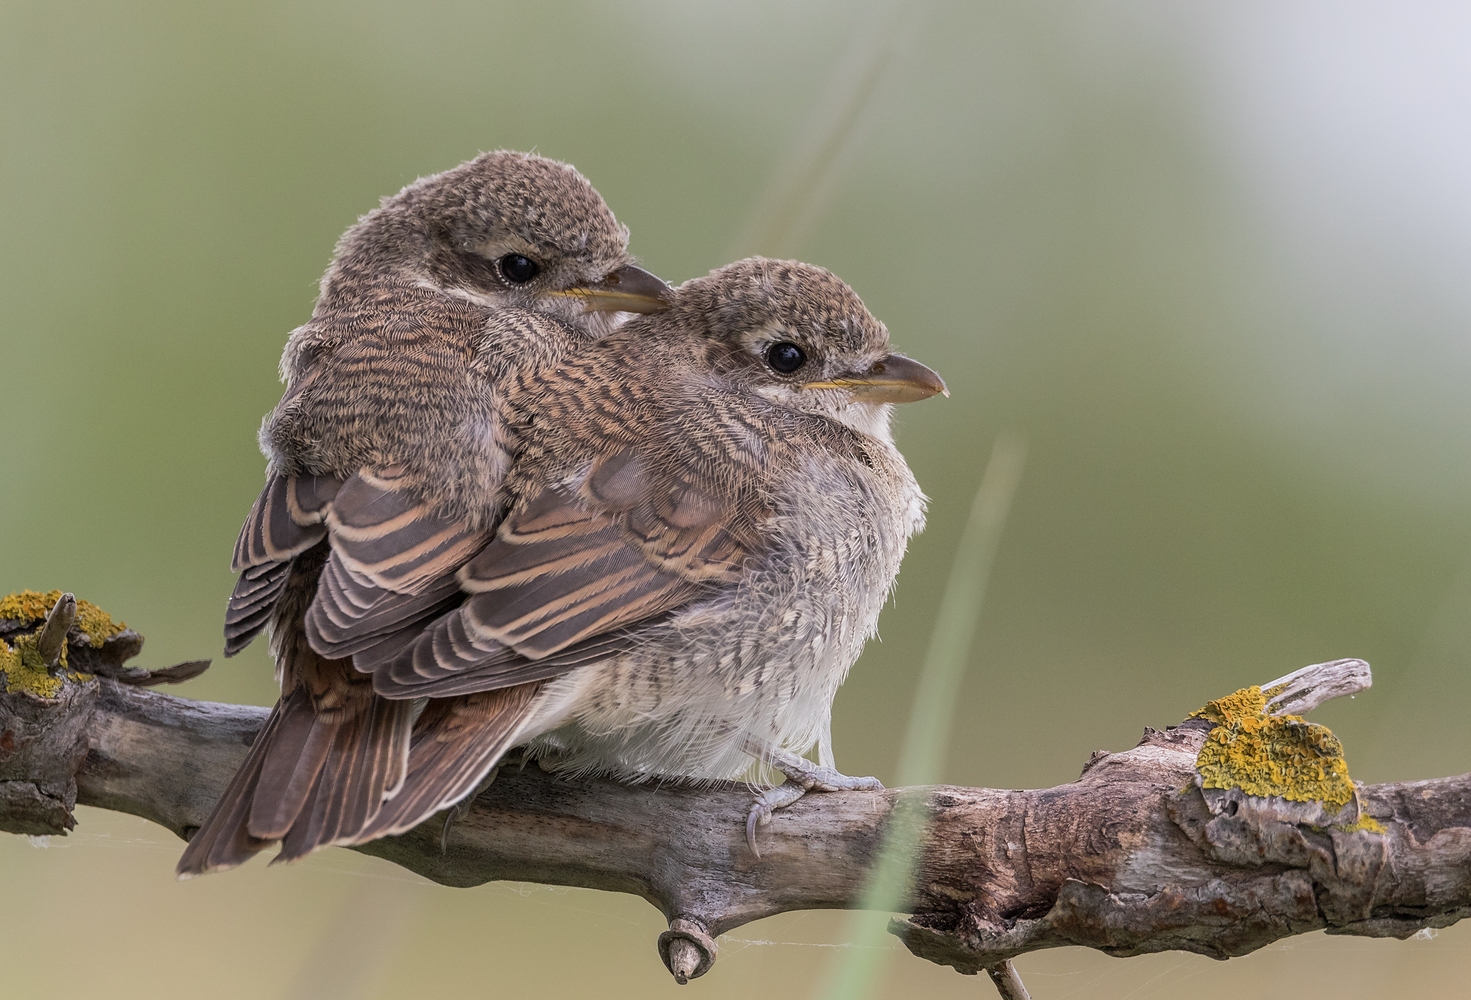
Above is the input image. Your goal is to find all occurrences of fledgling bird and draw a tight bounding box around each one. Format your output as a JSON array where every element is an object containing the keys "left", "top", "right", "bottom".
[
  {"left": 181, "top": 237, "right": 944, "bottom": 872},
  {"left": 361, "top": 257, "right": 949, "bottom": 853},
  {"left": 177, "top": 150, "right": 671, "bottom": 876}
]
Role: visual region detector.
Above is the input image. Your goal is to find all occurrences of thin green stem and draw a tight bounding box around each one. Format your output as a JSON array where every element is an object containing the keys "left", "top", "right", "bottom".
[
  {"left": 815, "top": 431, "right": 1027, "bottom": 1000},
  {"left": 731, "top": 1, "right": 910, "bottom": 259}
]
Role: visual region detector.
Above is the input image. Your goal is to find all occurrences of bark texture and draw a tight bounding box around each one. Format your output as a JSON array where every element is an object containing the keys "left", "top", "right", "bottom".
[{"left": 2, "top": 653, "right": 1468, "bottom": 989}]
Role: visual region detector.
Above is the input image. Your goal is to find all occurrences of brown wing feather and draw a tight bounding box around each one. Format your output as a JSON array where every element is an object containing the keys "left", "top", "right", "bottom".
[
  {"left": 459, "top": 531, "right": 694, "bottom": 656},
  {"left": 223, "top": 473, "right": 342, "bottom": 656},
  {"left": 365, "top": 447, "right": 765, "bottom": 698},
  {"left": 356, "top": 683, "right": 542, "bottom": 839},
  {"left": 231, "top": 473, "right": 340, "bottom": 572},
  {"left": 223, "top": 562, "right": 294, "bottom": 656},
  {"left": 326, "top": 468, "right": 490, "bottom": 591},
  {"left": 306, "top": 552, "right": 465, "bottom": 656},
  {"left": 372, "top": 601, "right": 672, "bottom": 699},
  {"left": 303, "top": 468, "right": 491, "bottom": 659}
]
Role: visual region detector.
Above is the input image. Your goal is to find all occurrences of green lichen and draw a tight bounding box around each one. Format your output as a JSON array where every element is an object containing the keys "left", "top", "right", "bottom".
[
  {"left": 1190, "top": 685, "right": 1356, "bottom": 811},
  {"left": 0, "top": 589, "right": 126, "bottom": 647},
  {"left": 0, "top": 635, "right": 64, "bottom": 699}
]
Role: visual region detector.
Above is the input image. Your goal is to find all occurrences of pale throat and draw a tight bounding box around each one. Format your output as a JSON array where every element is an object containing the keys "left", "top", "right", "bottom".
[
  {"left": 755, "top": 385, "right": 895, "bottom": 443},
  {"left": 830, "top": 399, "right": 895, "bottom": 444}
]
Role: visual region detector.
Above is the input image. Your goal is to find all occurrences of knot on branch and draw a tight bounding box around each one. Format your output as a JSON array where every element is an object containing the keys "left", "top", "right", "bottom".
[
  {"left": 1173, "top": 787, "right": 1385, "bottom": 925},
  {"left": 894, "top": 870, "right": 1326, "bottom": 972},
  {"left": 0, "top": 672, "right": 96, "bottom": 835}
]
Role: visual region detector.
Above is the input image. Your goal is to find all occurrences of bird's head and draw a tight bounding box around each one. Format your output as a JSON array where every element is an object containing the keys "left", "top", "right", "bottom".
[
  {"left": 669, "top": 258, "right": 946, "bottom": 440},
  {"left": 345, "top": 150, "right": 671, "bottom": 333}
]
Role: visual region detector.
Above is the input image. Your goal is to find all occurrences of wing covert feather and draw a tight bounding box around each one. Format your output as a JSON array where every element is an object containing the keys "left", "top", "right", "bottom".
[
  {"left": 369, "top": 447, "right": 767, "bottom": 696},
  {"left": 303, "top": 468, "right": 491, "bottom": 660}
]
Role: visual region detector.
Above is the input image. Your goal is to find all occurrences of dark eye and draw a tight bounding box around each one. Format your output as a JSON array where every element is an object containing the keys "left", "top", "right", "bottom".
[
  {"left": 765, "top": 341, "right": 807, "bottom": 374},
  {"left": 498, "top": 254, "right": 540, "bottom": 284}
]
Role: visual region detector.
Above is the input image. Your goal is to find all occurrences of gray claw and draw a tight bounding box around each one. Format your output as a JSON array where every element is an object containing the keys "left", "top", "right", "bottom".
[
  {"left": 744, "top": 781, "right": 821, "bottom": 857},
  {"left": 740, "top": 736, "right": 885, "bottom": 857},
  {"left": 746, "top": 805, "right": 764, "bottom": 858}
]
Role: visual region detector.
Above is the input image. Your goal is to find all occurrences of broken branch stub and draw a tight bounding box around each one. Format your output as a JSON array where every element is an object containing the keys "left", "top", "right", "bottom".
[{"left": 35, "top": 592, "right": 77, "bottom": 670}]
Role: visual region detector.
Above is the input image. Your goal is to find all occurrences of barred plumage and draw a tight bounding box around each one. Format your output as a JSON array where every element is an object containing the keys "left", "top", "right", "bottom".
[{"left": 179, "top": 160, "right": 942, "bottom": 878}]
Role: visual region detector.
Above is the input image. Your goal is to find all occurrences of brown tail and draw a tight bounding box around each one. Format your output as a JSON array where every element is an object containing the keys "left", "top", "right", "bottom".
[
  {"left": 175, "top": 696, "right": 290, "bottom": 876},
  {"left": 176, "top": 677, "right": 413, "bottom": 878},
  {"left": 357, "top": 683, "right": 541, "bottom": 840}
]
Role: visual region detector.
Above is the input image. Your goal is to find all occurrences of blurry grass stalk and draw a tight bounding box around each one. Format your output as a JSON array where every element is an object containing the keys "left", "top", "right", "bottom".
[
  {"left": 731, "top": 0, "right": 911, "bottom": 259},
  {"left": 815, "top": 430, "right": 1027, "bottom": 1000},
  {"left": 284, "top": 876, "right": 424, "bottom": 1000}
]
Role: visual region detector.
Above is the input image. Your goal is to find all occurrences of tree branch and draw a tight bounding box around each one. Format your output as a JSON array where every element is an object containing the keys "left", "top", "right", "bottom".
[{"left": 3, "top": 649, "right": 1468, "bottom": 991}]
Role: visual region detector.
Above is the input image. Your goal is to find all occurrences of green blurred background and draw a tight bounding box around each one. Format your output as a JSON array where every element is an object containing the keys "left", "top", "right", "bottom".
[{"left": 4, "top": 1, "right": 1469, "bottom": 997}]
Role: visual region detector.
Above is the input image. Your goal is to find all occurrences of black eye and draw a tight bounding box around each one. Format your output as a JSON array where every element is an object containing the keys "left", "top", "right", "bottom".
[
  {"left": 765, "top": 341, "right": 807, "bottom": 374},
  {"left": 498, "top": 254, "right": 540, "bottom": 284}
]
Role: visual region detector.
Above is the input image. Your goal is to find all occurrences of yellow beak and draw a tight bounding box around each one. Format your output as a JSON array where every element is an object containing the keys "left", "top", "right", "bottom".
[
  {"left": 801, "top": 353, "right": 948, "bottom": 404},
  {"left": 553, "top": 264, "right": 673, "bottom": 314}
]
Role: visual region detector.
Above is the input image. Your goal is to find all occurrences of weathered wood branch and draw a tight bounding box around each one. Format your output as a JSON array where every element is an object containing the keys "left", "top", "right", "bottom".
[{"left": 2, "top": 654, "right": 1469, "bottom": 990}]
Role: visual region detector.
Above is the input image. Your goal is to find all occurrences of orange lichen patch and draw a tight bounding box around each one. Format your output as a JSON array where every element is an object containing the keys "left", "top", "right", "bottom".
[
  {"left": 0, "top": 635, "right": 64, "bottom": 699},
  {"left": 1190, "top": 685, "right": 1356, "bottom": 811},
  {"left": 0, "top": 590, "right": 59, "bottom": 622},
  {"left": 0, "top": 590, "right": 126, "bottom": 647}
]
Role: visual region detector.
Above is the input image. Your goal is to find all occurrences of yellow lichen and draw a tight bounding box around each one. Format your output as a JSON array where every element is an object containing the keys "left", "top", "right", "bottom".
[
  {"left": 75, "top": 601, "right": 126, "bottom": 646},
  {"left": 0, "top": 589, "right": 126, "bottom": 647},
  {"left": 0, "top": 635, "right": 64, "bottom": 699},
  {"left": 1190, "top": 685, "right": 1356, "bottom": 811},
  {"left": 0, "top": 590, "right": 59, "bottom": 622},
  {"left": 1345, "top": 813, "right": 1387, "bottom": 834}
]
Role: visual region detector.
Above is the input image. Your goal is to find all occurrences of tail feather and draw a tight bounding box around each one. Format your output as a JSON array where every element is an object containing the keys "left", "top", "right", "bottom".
[
  {"left": 274, "top": 779, "right": 325, "bottom": 863},
  {"left": 178, "top": 683, "right": 415, "bottom": 875},
  {"left": 248, "top": 687, "right": 331, "bottom": 839},
  {"left": 358, "top": 683, "right": 541, "bottom": 839},
  {"left": 273, "top": 695, "right": 414, "bottom": 862},
  {"left": 177, "top": 701, "right": 285, "bottom": 878}
]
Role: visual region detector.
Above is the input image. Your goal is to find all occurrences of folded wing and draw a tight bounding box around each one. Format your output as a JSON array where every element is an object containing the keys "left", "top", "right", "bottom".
[
  {"left": 304, "top": 466, "right": 491, "bottom": 659},
  {"left": 365, "top": 448, "right": 761, "bottom": 699}
]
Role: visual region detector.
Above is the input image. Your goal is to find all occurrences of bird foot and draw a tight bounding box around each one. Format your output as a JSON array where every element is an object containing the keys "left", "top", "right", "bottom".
[{"left": 742, "top": 740, "right": 882, "bottom": 857}]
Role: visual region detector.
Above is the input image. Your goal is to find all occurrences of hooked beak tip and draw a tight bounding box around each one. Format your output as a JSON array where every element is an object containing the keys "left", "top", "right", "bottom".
[
  {"left": 559, "top": 263, "right": 673, "bottom": 315},
  {"left": 802, "top": 354, "right": 947, "bottom": 404}
]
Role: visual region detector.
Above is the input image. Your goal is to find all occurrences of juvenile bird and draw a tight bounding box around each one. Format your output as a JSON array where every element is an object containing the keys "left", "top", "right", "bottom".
[
  {"left": 358, "top": 257, "right": 948, "bottom": 852},
  {"left": 177, "top": 150, "right": 670, "bottom": 876}
]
